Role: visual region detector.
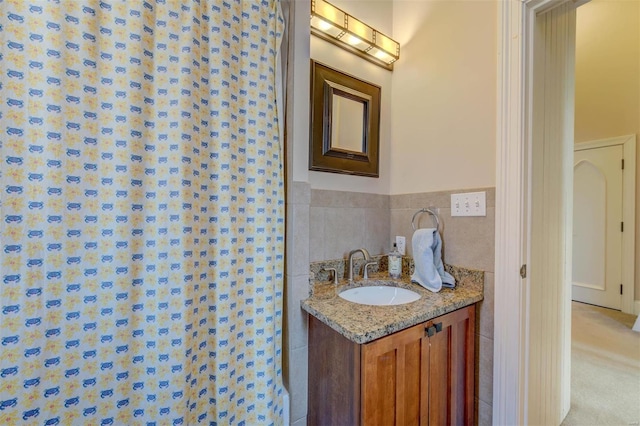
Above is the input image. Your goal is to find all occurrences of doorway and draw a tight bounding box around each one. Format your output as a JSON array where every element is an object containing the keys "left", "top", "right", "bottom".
[{"left": 496, "top": 0, "right": 638, "bottom": 424}]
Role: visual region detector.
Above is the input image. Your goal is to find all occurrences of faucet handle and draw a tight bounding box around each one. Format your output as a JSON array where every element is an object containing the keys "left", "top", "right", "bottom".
[
  {"left": 363, "top": 261, "right": 377, "bottom": 280},
  {"left": 324, "top": 267, "right": 338, "bottom": 285}
]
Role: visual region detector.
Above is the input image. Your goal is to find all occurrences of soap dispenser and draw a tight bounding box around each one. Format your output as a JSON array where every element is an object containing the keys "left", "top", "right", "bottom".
[{"left": 388, "top": 243, "right": 402, "bottom": 279}]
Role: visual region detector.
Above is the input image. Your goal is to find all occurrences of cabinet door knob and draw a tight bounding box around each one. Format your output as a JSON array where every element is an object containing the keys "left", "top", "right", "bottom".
[{"left": 426, "top": 326, "right": 436, "bottom": 337}]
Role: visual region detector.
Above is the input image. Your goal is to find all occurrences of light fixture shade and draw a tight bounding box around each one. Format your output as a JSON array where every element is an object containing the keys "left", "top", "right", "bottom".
[{"left": 310, "top": 0, "right": 400, "bottom": 71}]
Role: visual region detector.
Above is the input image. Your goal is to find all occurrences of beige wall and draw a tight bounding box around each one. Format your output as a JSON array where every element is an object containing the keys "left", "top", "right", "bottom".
[
  {"left": 288, "top": 0, "right": 311, "bottom": 185},
  {"left": 297, "top": 0, "right": 498, "bottom": 195},
  {"left": 390, "top": 0, "right": 497, "bottom": 195},
  {"left": 575, "top": 0, "right": 640, "bottom": 301},
  {"left": 308, "top": 0, "right": 393, "bottom": 194}
]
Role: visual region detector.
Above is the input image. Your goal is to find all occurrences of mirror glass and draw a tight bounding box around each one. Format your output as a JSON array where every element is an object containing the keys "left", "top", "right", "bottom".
[{"left": 331, "top": 94, "right": 365, "bottom": 152}]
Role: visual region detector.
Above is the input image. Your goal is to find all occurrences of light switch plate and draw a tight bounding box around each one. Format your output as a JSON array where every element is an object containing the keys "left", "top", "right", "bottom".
[
  {"left": 395, "top": 236, "right": 406, "bottom": 255},
  {"left": 451, "top": 191, "right": 486, "bottom": 217}
]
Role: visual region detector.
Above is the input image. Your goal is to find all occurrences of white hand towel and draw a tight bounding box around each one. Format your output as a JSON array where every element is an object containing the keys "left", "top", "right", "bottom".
[{"left": 411, "top": 228, "right": 456, "bottom": 293}]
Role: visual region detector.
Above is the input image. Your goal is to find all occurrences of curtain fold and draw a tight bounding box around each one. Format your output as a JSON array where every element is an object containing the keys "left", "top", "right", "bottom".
[{"left": 0, "top": 0, "right": 285, "bottom": 424}]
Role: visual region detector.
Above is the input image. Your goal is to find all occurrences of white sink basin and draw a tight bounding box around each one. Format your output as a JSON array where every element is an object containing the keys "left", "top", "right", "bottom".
[{"left": 339, "top": 286, "right": 421, "bottom": 306}]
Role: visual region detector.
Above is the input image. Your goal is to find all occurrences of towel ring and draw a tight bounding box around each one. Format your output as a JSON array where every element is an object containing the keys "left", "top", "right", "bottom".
[{"left": 411, "top": 208, "right": 440, "bottom": 231}]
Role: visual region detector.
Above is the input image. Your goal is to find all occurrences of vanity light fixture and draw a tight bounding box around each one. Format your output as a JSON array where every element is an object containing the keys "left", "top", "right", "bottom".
[{"left": 310, "top": 0, "right": 400, "bottom": 71}]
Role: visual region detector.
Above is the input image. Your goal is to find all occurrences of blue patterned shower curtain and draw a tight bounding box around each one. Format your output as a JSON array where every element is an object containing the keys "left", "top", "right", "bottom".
[{"left": 0, "top": 0, "right": 285, "bottom": 424}]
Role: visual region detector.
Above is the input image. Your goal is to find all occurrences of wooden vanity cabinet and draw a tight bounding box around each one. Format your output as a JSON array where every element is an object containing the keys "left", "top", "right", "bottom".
[{"left": 308, "top": 305, "right": 475, "bottom": 426}]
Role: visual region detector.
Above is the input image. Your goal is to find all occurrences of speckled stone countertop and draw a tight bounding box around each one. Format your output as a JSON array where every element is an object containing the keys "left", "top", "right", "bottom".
[{"left": 301, "top": 264, "right": 484, "bottom": 344}]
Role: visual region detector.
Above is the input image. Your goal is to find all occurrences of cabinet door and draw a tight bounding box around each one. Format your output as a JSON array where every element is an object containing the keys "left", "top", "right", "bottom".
[
  {"left": 427, "top": 305, "right": 475, "bottom": 426},
  {"left": 361, "top": 322, "right": 429, "bottom": 425},
  {"left": 308, "top": 316, "right": 361, "bottom": 426},
  {"left": 361, "top": 305, "right": 475, "bottom": 426}
]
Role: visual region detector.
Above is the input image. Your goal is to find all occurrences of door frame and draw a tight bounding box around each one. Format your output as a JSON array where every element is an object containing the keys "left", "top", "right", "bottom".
[
  {"left": 574, "top": 134, "right": 636, "bottom": 314},
  {"left": 494, "top": 0, "right": 588, "bottom": 424}
]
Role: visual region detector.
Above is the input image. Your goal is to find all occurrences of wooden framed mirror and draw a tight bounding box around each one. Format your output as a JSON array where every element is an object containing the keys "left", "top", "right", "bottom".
[{"left": 309, "top": 60, "right": 381, "bottom": 177}]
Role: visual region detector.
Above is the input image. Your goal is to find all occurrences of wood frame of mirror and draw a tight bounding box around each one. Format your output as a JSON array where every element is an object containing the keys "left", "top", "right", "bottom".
[{"left": 309, "top": 60, "right": 381, "bottom": 177}]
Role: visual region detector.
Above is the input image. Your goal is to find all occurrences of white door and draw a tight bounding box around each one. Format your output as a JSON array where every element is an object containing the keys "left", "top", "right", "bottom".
[
  {"left": 572, "top": 144, "right": 623, "bottom": 310},
  {"left": 527, "top": 4, "right": 577, "bottom": 424}
]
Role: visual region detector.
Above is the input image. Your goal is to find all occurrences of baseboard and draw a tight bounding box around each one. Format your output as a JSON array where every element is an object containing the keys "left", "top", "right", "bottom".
[{"left": 633, "top": 301, "right": 640, "bottom": 332}]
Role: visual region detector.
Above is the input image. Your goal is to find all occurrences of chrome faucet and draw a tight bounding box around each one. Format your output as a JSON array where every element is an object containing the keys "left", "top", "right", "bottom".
[{"left": 347, "top": 248, "right": 371, "bottom": 283}]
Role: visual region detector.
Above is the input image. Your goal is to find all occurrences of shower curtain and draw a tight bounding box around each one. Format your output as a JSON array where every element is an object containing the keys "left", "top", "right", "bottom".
[{"left": 0, "top": 1, "right": 285, "bottom": 424}]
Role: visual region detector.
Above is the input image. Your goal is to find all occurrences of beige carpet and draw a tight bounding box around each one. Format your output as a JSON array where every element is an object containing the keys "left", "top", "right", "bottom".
[{"left": 562, "top": 302, "right": 640, "bottom": 426}]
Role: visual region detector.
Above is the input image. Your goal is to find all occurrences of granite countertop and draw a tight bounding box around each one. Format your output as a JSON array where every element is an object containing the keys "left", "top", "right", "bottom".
[{"left": 301, "top": 265, "right": 484, "bottom": 344}]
